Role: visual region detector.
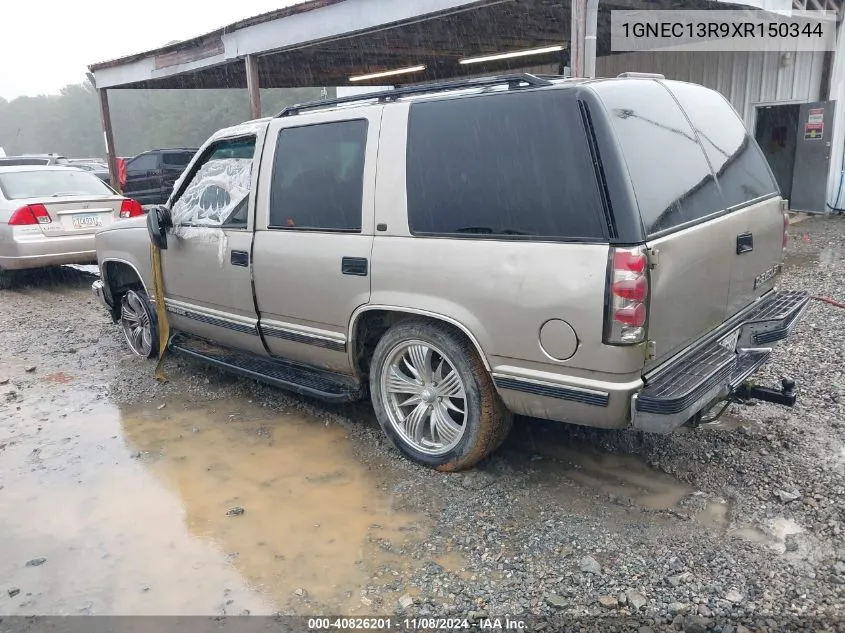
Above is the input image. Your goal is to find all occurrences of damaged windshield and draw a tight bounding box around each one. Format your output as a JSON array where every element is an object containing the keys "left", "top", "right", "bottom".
[{"left": 170, "top": 136, "right": 256, "bottom": 227}]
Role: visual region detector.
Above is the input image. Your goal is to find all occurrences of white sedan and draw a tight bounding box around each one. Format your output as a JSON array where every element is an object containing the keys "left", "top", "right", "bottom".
[{"left": 0, "top": 166, "right": 144, "bottom": 288}]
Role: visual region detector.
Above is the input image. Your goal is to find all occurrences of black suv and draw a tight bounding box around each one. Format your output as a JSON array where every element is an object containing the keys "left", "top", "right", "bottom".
[{"left": 123, "top": 148, "right": 197, "bottom": 205}]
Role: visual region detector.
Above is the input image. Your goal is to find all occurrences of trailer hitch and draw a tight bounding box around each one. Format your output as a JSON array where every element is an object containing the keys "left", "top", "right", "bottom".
[{"left": 736, "top": 377, "right": 797, "bottom": 407}]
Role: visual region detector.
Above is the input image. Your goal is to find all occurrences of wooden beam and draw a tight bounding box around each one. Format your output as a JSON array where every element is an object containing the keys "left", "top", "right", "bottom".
[
  {"left": 245, "top": 55, "right": 262, "bottom": 119},
  {"left": 97, "top": 88, "right": 120, "bottom": 193}
]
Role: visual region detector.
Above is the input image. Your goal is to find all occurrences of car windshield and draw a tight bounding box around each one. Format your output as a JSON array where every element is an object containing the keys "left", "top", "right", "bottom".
[{"left": 0, "top": 169, "right": 113, "bottom": 200}]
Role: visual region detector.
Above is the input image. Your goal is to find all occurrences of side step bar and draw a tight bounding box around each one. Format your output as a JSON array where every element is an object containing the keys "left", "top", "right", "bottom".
[{"left": 169, "top": 333, "right": 365, "bottom": 403}]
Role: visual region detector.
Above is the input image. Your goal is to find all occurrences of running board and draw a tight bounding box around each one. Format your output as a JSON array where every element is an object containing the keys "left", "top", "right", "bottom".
[{"left": 169, "top": 333, "right": 365, "bottom": 403}]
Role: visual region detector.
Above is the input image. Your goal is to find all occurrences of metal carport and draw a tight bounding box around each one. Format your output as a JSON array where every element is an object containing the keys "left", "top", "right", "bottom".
[{"left": 88, "top": 0, "right": 745, "bottom": 189}]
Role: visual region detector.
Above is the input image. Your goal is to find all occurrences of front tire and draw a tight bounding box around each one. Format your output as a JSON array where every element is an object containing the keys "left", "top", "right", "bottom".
[
  {"left": 369, "top": 319, "right": 512, "bottom": 471},
  {"left": 119, "top": 289, "right": 158, "bottom": 359}
]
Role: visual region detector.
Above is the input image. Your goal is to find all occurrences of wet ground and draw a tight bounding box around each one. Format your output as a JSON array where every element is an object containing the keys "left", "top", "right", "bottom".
[{"left": 1, "top": 216, "right": 844, "bottom": 625}]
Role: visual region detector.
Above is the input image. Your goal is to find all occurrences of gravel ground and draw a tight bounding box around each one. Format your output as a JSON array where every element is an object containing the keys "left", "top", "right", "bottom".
[{"left": 0, "top": 216, "right": 844, "bottom": 631}]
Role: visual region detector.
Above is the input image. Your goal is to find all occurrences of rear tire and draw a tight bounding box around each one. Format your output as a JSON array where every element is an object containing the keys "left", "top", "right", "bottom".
[
  {"left": 0, "top": 269, "right": 15, "bottom": 290},
  {"left": 369, "top": 319, "right": 512, "bottom": 471},
  {"left": 119, "top": 289, "right": 158, "bottom": 359}
]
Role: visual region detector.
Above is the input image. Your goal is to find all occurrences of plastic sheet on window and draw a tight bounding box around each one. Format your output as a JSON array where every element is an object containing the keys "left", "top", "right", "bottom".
[{"left": 170, "top": 158, "right": 252, "bottom": 227}]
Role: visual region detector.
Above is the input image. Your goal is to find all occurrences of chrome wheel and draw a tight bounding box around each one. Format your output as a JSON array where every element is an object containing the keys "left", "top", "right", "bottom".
[
  {"left": 380, "top": 340, "right": 468, "bottom": 456},
  {"left": 120, "top": 290, "right": 153, "bottom": 357}
]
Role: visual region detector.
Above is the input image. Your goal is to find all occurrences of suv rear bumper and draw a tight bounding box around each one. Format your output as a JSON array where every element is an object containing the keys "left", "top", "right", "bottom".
[{"left": 632, "top": 290, "right": 809, "bottom": 433}]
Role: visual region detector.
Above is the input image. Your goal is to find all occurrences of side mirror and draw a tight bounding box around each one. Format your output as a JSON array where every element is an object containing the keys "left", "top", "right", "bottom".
[{"left": 146, "top": 205, "right": 172, "bottom": 250}]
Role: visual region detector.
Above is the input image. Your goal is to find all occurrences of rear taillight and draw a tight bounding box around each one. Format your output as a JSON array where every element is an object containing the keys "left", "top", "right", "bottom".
[
  {"left": 604, "top": 247, "right": 649, "bottom": 345},
  {"left": 8, "top": 204, "right": 51, "bottom": 226},
  {"left": 782, "top": 212, "right": 790, "bottom": 250},
  {"left": 120, "top": 198, "right": 144, "bottom": 218}
]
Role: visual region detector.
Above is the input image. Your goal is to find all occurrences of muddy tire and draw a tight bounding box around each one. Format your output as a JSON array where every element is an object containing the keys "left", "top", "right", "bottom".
[
  {"left": 369, "top": 319, "right": 512, "bottom": 471},
  {"left": 0, "top": 269, "right": 15, "bottom": 291},
  {"left": 119, "top": 289, "right": 158, "bottom": 359}
]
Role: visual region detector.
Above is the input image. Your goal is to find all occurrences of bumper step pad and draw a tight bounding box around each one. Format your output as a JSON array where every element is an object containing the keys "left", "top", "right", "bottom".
[
  {"left": 742, "top": 290, "right": 809, "bottom": 345},
  {"left": 637, "top": 345, "right": 736, "bottom": 416},
  {"left": 635, "top": 290, "right": 808, "bottom": 421},
  {"left": 169, "top": 333, "right": 364, "bottom": 403}
]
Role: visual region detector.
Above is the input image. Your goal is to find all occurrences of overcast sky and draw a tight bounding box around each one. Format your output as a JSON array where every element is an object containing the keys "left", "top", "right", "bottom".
[{"left": 0, "top": 0, "right": 303, "bottom": 100}]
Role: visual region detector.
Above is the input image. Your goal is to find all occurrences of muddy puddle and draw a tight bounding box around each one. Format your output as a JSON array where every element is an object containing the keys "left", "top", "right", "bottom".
[
  {"left": 0, "top": 391, "right": 436, "bottom": 615},
  {"left": 509, "top": 424, "right": 695, "bottom": 515}
]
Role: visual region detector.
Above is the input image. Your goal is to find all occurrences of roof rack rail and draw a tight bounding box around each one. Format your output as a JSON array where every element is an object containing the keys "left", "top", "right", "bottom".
[
  {"left": 617, "top": 72, "right": 665, "bottom": 79},
  {"left": 276, "top": 73, "right": 554, "bottom": 117}
]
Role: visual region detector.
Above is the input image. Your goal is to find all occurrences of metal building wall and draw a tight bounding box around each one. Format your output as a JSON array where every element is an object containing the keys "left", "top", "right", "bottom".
[{"left": 596, "top": 50, "right": 824, "bottom": 128}]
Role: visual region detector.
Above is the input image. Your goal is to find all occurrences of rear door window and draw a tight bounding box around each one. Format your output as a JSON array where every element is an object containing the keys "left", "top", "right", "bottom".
[
  {"left": 592, "top": 80, "right": 725, "bottom": 236},
  {"left": 406, "top": 90, "right": 606, "bottom": 240},
  {"left": 269, "top": 120, "right": 368, "bottom": 232},
  {"left": 662, "top": 81, "right": 778, "bottom": 209}
]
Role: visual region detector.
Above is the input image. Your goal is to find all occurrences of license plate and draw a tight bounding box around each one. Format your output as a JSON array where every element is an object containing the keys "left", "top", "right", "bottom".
[
  {"left": 72, "top": 215, "right": 103, "bottom": 229},
  {"left": 718, "top": 328, "right": 740, "bottom": 351}
]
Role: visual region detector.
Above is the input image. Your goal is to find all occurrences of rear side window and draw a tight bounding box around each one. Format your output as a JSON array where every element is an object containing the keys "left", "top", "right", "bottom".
[
  {"left": 663, "top": 82, "right": 778, "bottom": 208},
  {"left": 128, "top": 154, "right": 158, "bottom": 172},
  {"left": 593, "top": 81, "right": 724, "bottom": 236},
  {"left": 162, "top": 152, "right": 194, "bottom": 166},
  {"left": 269, "top": 120, "right": 368, "bottom": 232},
  {"left": 406, "top": 90, "right": 606, "bottom": 240}
]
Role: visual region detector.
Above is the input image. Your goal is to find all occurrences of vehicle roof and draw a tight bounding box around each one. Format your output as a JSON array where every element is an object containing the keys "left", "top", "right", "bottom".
[
  {"left": 136, "top": 148, "right": 199, "bottom": 154},
  {"left": 267, "top": 75, "right": 685, "bottom": 121}
]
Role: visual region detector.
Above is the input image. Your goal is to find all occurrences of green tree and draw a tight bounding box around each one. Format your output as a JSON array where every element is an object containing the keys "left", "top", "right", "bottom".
[{"left": 0, "top": 80, "right": 333, "bottom": 159}]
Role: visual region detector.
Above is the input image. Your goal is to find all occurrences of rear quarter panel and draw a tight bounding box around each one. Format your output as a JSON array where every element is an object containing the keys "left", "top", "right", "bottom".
[{"left": 371, "top": 103, "right": 646, "bottom": 383}]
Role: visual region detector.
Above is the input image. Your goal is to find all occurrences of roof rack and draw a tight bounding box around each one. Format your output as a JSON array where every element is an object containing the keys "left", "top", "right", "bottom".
[
  {"left": 617, "top": 72, "right": 665, "bottom": 79},
  {"left": 276, "top": 73, "right": 554, "bottom": 117}
]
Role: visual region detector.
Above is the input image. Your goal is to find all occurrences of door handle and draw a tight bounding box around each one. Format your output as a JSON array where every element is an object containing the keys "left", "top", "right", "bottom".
[
  {"left": 341, "top": 257, "right": 368, "bottom": 276},
  {"left": 736, "top": 233, "right": 754, "bottom": 254},
  {"left": 231, "top": 250, "right": 249, "bottom": 267}
]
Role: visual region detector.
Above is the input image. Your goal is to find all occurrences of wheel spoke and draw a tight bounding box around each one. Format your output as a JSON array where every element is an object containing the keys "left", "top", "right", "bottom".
[
  {"left": 443, "top": 397, "right": 465, "bottom": 415},
  {"left": 431, "top": 403, "right": 462, "bottom": 445},
  {"left": 403, "top": 403, "right": 430, "bottom": 443},
  {"left": 397, "top": 393, "right": 423, "bottom": 408},
  {"left": 129, "top": 292, "right": 144, "bottom": 315},
  {"left": 131, "top": 326, "right": 144, "bottom": 350},
  {"left": 121, "top": 306, "right": 139, "bottom": 326},
  {"left": 141, "top": 327, "right": 152, "bottom": 353},
  {"left": 432, "top": 358, "right": 445, "bottom": 383},
  {"left": 437, "top": 369, "right": 464, "bottom": 398},
  {"left": 387, "top": 365, "right": 422, "bottom": 394},
  {"left": 407, "top": 345, "right": 433, "bottom": 383}
]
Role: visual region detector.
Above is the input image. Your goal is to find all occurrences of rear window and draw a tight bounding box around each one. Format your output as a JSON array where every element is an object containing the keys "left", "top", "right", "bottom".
[
  {"left": 0, "top": 170, "right": 113, "bottom": 200},
  {"left": 663, "top": 81, "right": 778, "bottom": 209},
  {"left": 593, "top": 80, "right": 726, "bottom": 236},
  {"left": 406, "top": 90, "right": 606, "bottom": 240},
  {"left": 0, "top": 158, "right": 49, "bottom": 166}
]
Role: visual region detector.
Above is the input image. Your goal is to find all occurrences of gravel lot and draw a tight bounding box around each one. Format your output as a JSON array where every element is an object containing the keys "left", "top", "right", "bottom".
[{"left": 0, "top": 216, "right": 843, "bottom": 631}]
